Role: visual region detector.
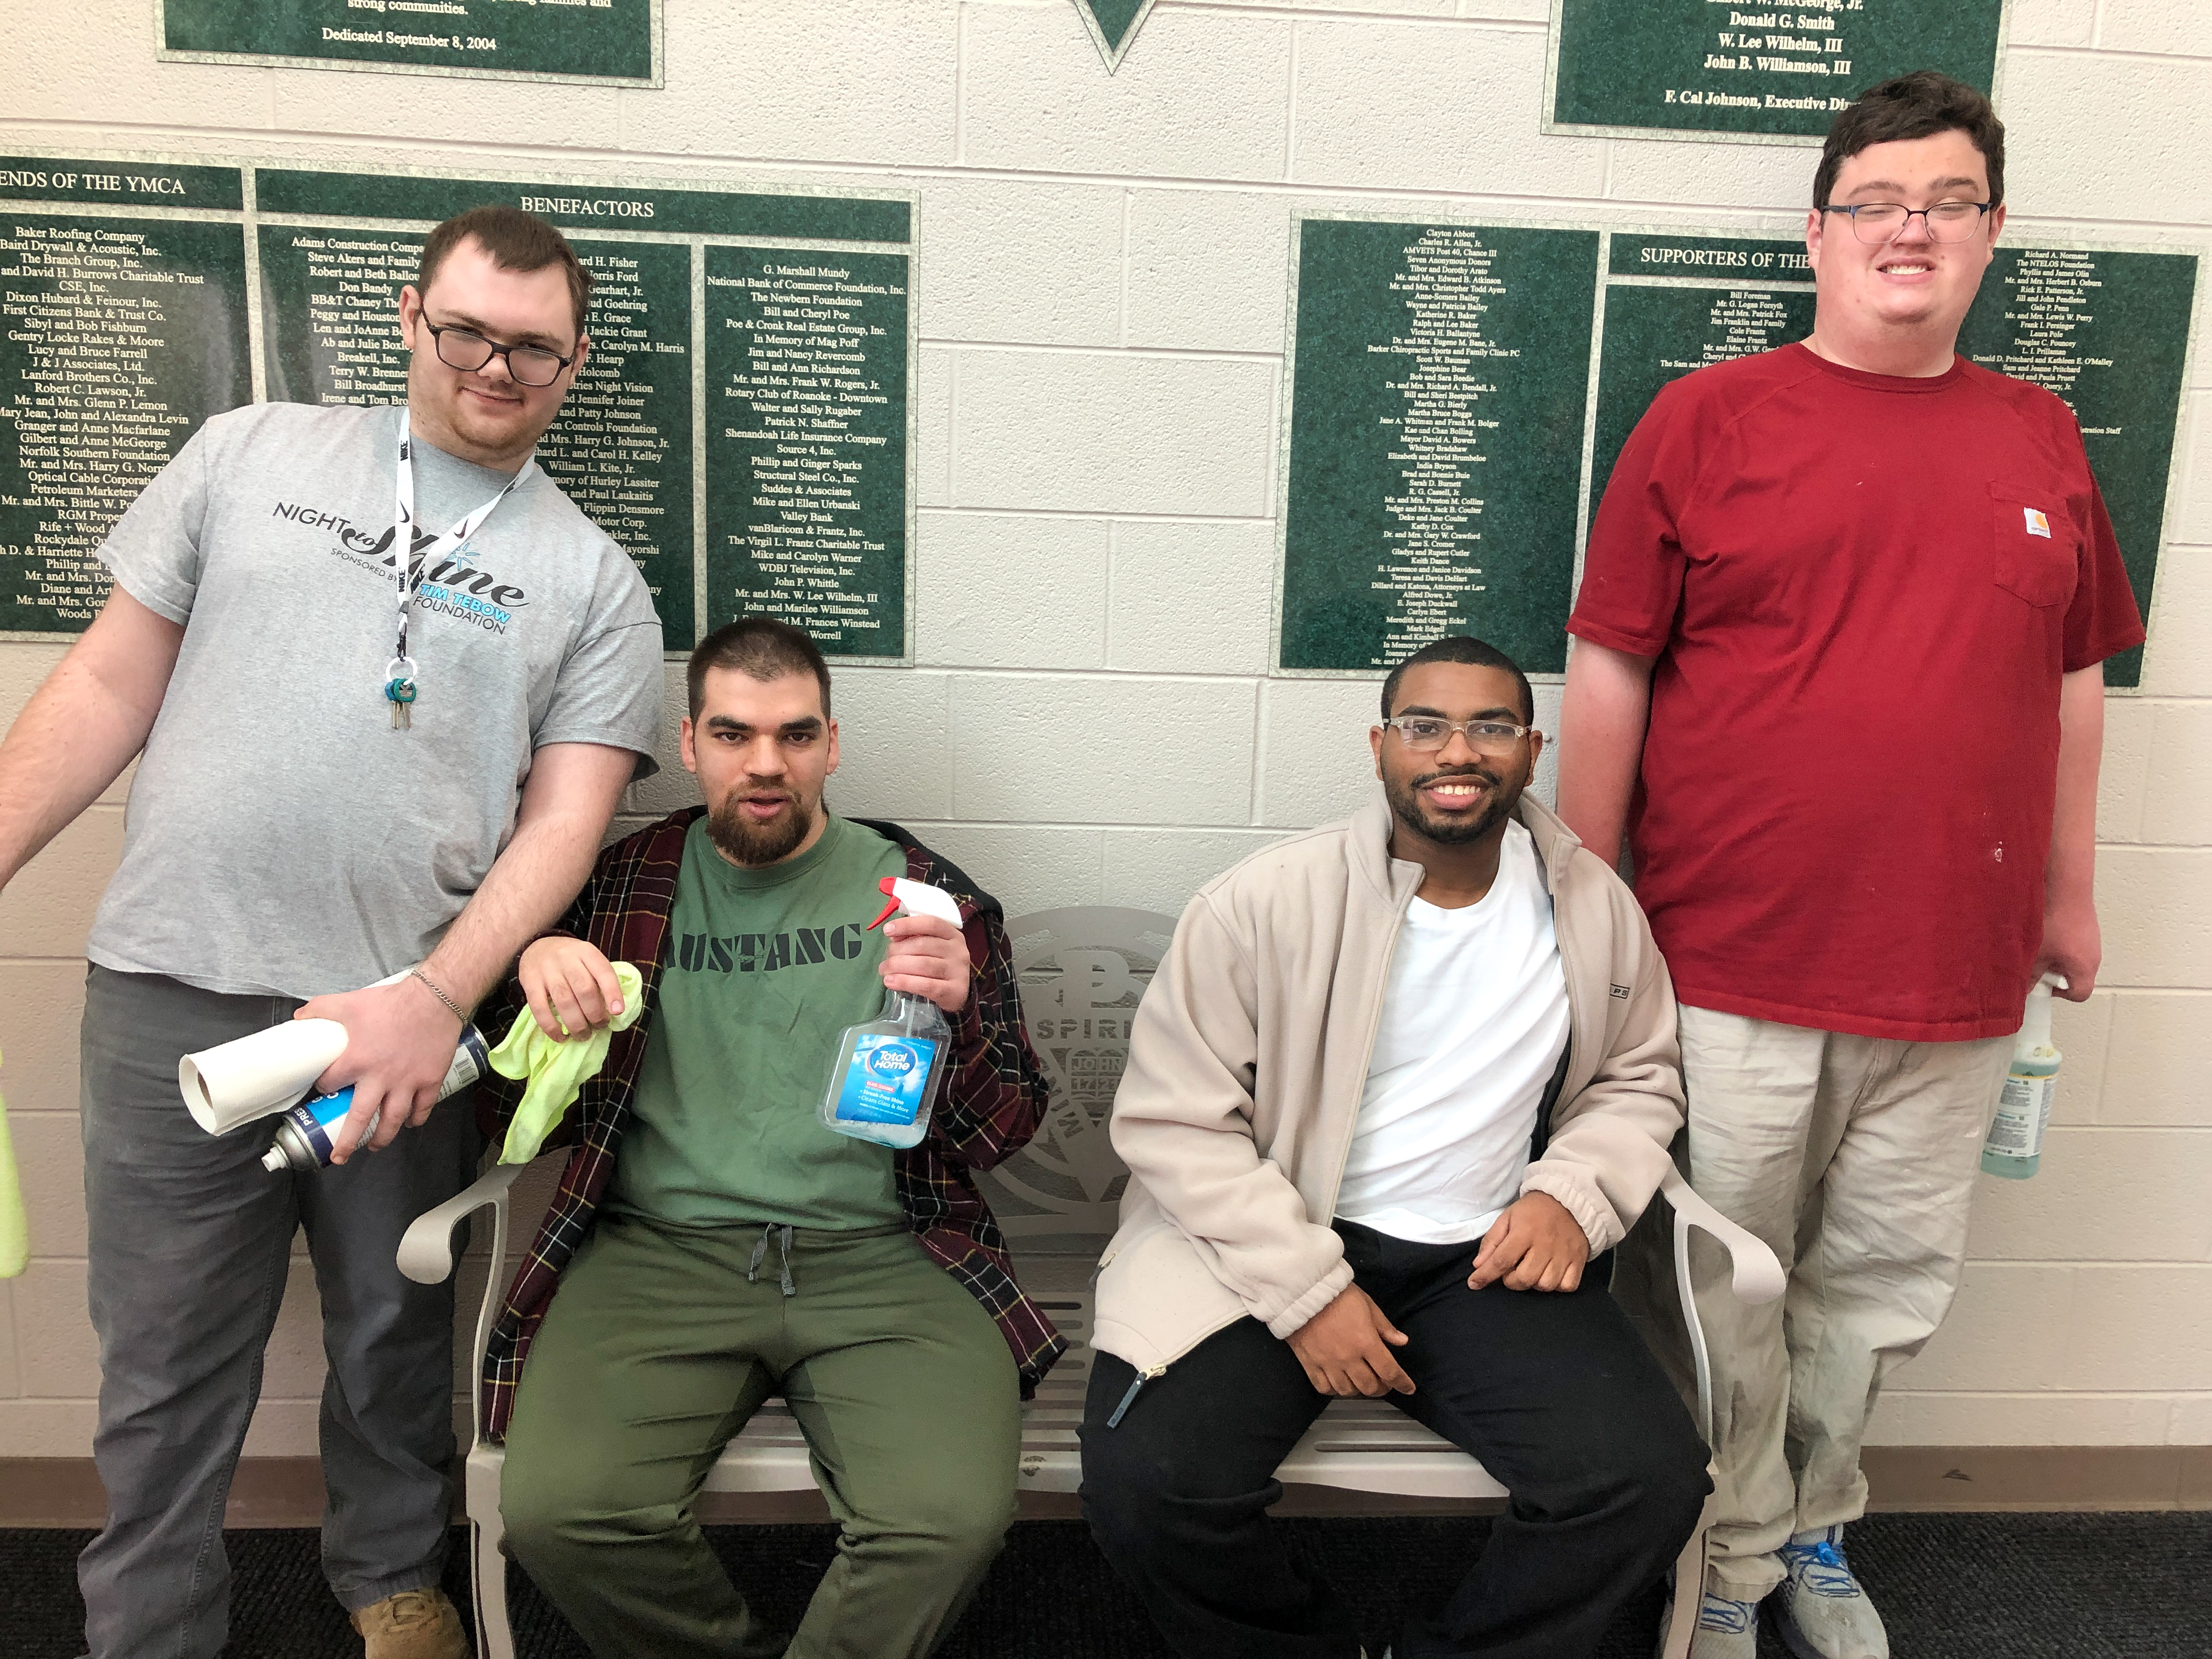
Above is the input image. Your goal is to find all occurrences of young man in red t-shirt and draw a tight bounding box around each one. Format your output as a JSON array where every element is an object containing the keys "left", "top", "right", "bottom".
[{"left": 1558, "top": 73, "right": 2143, "bottom": 1659}]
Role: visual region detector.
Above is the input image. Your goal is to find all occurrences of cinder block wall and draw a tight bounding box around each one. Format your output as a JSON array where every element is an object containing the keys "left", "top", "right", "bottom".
[{"left": 1, "top": 0, "right": 2207, "bottom": 1460}]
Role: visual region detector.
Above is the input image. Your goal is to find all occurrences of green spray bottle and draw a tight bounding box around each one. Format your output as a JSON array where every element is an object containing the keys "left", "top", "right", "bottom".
[
  {"left": 819, "top": 876, "right": 962, "bottom": 1149},
  {"left": 1981, "top": 973, "right": 2067, "bottom": 1180}
]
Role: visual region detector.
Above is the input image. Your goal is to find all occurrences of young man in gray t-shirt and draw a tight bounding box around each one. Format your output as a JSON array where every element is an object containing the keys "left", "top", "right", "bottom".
[{"left": 0, "top": 206, "right": 662, "bottom": 1659}]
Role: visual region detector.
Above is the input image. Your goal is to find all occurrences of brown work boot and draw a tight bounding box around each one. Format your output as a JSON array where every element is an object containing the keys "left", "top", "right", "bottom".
[{"left": 351, "top": 1587, "right": 469, "bottom": 1659}]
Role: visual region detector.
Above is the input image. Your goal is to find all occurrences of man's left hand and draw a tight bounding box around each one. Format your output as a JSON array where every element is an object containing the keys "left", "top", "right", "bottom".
[
  {"left": 2034, "top": 896, "right": 2099, "bottom": 1001},
  {"left": 296, "top": 975, "right": 466, "bottom": 1164},
  {"left": 1468, "top": 1192, "right": 1591, "bottom": 1293},
  {"left": 879, "top": 914, "right": 970, "bottom": 1014}
]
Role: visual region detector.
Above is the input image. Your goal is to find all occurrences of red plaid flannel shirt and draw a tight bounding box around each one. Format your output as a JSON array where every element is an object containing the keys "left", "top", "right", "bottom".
[{"left": 472, "top": 808, "right": 1067, "bottom": 1436}]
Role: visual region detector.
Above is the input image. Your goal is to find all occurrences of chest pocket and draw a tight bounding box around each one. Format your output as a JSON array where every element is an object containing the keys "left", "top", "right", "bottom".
[{"left": 1989, "top": 480, "right": 2077, "bottom": 609}]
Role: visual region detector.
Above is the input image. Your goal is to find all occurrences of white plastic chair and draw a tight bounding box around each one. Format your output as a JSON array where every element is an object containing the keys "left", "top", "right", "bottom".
[{"left": 400, "top": 1159, "right": 1781, "bottom": 1659}]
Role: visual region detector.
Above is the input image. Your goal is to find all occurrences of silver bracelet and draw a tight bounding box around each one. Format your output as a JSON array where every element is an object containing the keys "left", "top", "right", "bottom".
[{"left": 409, "top": 966, "right": 469, "bottom": 1023}]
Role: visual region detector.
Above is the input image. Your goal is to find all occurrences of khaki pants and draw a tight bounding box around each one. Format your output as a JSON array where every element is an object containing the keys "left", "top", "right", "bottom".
[{"left": 1624, "top": 1006, "right": 2012, "bottom": 1601}]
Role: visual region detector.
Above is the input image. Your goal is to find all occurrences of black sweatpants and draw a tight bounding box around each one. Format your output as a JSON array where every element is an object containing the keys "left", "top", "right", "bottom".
[{"left": 1080, "top": 1221, "right": 1711, "bottom": 1659}]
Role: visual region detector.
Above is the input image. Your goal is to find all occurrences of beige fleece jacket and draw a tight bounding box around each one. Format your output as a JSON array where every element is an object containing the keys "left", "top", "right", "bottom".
[{"left": 1091, "top": 794, "right": 1684, "bottom": 1377}]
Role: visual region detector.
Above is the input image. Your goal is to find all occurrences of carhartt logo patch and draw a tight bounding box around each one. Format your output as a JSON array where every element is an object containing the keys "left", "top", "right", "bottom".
[{"left": 2023, "top": 507, "right": 2052, "bottom": 539}]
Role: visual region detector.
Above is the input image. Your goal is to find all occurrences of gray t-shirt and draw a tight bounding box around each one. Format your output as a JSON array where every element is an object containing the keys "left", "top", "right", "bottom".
[{"left": 88, "top": 400, "right": 664, "bottom": 997}]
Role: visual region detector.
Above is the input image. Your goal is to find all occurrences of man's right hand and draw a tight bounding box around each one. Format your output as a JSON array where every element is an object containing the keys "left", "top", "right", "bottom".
[
  {"left": 1285, "top": 1284, "right": 1414, "bottom": 1397},
  {"left": 519, "top": 935, "right": 627, "bottom": 1041}
]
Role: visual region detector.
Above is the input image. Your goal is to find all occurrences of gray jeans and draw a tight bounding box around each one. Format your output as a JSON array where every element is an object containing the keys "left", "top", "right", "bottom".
[{"left": 77, "top": 966, "right": 479, "bottom": 1659}]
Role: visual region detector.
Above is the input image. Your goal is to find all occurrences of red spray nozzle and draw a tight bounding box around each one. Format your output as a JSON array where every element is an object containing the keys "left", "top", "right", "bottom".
[{"left": 866, "top": 876, "right": 902, "bottom": 931}]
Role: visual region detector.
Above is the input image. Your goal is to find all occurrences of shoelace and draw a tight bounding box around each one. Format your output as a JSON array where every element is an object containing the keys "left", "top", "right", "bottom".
[
  {"left": 1781, "top": 1534, "right": 1862, "bottom": 1599},
  {"left": 745, "top": 1224, "right": 797, "bottom": 1297},
  {"left": 1697, "top": 1593, "right": 1757, "bottom": 1634}
]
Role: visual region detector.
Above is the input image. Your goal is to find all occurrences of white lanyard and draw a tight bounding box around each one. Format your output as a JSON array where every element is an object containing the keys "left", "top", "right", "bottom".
[{"left": 385, "top": 409, "right": 534, "bottom": 728}]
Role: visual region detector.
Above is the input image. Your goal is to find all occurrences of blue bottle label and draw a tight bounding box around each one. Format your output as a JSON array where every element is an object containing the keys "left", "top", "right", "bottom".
[
  {"left": 283, "top": 1088, "right": 357, "bottom": 1164},
  {"left": 833, "top": 1034, "right": 939, "bottom": 1125}
]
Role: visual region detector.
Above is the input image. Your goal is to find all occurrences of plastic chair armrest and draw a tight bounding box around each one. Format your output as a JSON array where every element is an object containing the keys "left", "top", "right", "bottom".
[{"left": 397, "top": 1160, "right": 531, "bottom": 1285}]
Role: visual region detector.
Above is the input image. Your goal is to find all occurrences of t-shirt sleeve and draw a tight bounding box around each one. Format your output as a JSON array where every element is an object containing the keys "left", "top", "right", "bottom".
[
  {"left": 97, "top": 417, "right": 221, "bottom": 624},
  {"left": 2061, "top": 452, "right": 2148, "bottom": 675},
  {"left": 533, "top": 549, "right": 665, "bottom": 775},
  {"left": 1567, "top": 384, "right": 1695, "bottom": 658}
]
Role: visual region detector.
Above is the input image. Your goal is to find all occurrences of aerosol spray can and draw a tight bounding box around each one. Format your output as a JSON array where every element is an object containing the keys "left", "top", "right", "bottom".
[
  {"left": 1980, "top": 974, "right": 2067, "bottom": 1181},
  {"left": 819, "top": 877, "right": 962, "bottom": 1150},
  {"left": 262, "top": 1025, "right": 490, "bottom": 1173}
]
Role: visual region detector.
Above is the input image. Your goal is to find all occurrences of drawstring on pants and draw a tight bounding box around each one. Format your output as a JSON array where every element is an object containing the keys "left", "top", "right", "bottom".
[{"left": 746, "top": 1224, "right": 797, "bottom": 1297}]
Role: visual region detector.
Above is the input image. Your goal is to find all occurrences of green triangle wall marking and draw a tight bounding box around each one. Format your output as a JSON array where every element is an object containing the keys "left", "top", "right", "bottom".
[{"left": 1074, "top": 0, "right": 1158, "bottom": 74}]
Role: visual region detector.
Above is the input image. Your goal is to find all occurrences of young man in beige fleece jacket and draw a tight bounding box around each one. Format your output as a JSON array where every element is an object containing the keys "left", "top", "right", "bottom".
[{"left": 1081, "top": 636, "right": 1709, "bottom": 1659}]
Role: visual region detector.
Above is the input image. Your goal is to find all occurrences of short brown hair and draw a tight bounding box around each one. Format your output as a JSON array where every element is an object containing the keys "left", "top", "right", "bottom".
[
  {"left": 688, "top": 616, "right": 832, "bottom": 720},
  {"left": 1814, "top": 71, "right": 2005, "bottom": 210},
  {"left": 416, "top": 205, "right": 591, "bottom": 337}
]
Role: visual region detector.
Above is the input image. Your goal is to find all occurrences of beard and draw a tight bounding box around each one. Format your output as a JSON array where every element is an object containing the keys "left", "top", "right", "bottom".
[
  {"left": 1382, "top": 762, "right": 1522, "bottom": 847},
  {"left": 704, "top": 783, "right": 818, "bottom": 866}
]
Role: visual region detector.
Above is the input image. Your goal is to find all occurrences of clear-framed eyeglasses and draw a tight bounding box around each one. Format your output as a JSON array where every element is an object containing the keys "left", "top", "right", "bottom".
[
  {"left": 424, "top": 319, "right": 575, "bottom": 387},
  {"left": 1380, "top": 716, "right": 1538, "bottom": 755},
  {"left": 1820, "top": 201, "right": 1993, "bottom": 244}
]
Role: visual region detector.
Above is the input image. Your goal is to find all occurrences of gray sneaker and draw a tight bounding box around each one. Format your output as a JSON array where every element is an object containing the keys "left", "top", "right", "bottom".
[
  {"left": 1656, "top": 1587, "right": 1762, "bottom": 1659},
  {"left": 1771, "top": 1525, "right": 1889, "bottom": 1658}
]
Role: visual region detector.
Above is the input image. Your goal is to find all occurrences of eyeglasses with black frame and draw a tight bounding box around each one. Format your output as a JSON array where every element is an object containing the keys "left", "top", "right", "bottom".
[
  {"left": 1820, "top": 201, "right": 1993, "bottom": 244},
  {"left": 423, "top": 319, "right": 575, "bottom": 388},
  {"left": 1380, "top": 715, "right": 1538, "bottom": 755}
]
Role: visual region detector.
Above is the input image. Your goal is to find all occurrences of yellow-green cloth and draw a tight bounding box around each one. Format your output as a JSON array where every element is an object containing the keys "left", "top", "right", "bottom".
[
  {"left": 493, "top": 962, "right": 646, "bottom": 1166},
  {"left": 0, "top": 1049, "right": 26, "bottom": 1279}
]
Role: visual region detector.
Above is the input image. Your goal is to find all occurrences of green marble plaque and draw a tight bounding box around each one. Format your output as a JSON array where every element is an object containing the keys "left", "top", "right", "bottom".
[
  {"left": 704, "top": 246, "right": 912, "bottom": 662},
  {"left": 0, "top": 206, "right": 252, "bottom": 636},
  {"left": 1546, "top": 0, "right": 2007, "bottom": 143},
  {"left": 1276, "top": 218, "right": 1602, "bottom": 676},
  {"left": 158, "top": 0, "right": 662, "bottom": 87},
  {"left": 1957, "top": 244, "right": 2200, "bottom": 688}
]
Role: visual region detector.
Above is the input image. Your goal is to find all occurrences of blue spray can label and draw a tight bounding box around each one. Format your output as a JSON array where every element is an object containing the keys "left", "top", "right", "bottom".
[{"left": 262, "top": 1024, "right": 489, "bottom": 1172}]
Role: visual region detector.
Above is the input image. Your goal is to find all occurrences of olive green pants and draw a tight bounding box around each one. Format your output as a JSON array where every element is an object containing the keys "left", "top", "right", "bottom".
[{"left": 501, "top": 1214, "right": 1021, "bottom": 1659}]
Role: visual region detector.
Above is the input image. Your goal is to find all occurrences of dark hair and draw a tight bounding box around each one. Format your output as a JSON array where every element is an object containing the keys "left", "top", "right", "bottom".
[
  {"left": 1814, "top": 71, "right": 2005, "bottom": 211},
  {"left": 688, "top": 616, "right": 832, "bottom": 720},
  {"left": 1380, "top": 636, "right": 1533, "bottom": 725},
  {"left": 417, "top": 205, "right": 591, "bottom": 338}
]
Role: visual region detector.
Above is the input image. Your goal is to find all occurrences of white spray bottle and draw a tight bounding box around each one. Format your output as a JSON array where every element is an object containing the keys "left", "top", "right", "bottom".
[
  {"left": 820, "top": 876, "right": 963, "bottom": 1149},
  {"left": 1981, "top": 973, "right": 2067, "bottom": 1180}
]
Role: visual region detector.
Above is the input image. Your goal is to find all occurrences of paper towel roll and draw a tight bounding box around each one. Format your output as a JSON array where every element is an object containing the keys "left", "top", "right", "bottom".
[{"left": 180, "top": 1020, "right": 350, "bottom": 1135}]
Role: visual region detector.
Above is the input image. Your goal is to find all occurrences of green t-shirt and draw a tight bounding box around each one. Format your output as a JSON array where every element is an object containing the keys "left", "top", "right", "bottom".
[{"left": 607, "top": 812, "right": 907, "bottom": 1229}]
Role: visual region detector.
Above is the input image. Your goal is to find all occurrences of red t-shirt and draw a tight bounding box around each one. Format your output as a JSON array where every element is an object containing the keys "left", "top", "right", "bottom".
[{"left": 1570, "top": 343, "right": 2145, "bottom": 1042}]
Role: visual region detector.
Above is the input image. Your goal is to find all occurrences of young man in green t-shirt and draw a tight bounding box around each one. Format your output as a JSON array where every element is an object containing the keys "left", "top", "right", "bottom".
[{"left": 487, "top": 617, "right": 1062, "bottom": 1659}]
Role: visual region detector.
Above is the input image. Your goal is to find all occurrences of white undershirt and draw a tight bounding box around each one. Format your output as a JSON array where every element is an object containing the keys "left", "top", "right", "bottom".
[{"left": 1334, "top": 820, "right": 1572, "bottom": 1246}]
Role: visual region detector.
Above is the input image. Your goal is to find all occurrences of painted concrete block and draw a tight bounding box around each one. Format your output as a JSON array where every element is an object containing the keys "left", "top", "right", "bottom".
[
  {"left": 2140, "top": 549, "right": 2212, "bottom": 696},
  {"left": 272, "top": 72, "right": 619, "bottom": 151},
  {"left": 0, "top": 964, "right": 88, "bottom": 1118},
  {"left": 13, "top": 1261, "right": 97, "bottom": 1400},
  {"left": 1890, "top": 1261, "right": 2072, "bottom": 1392},
  {"left": 2002, "top": 53, "right": 2212, "bottom": 226},
  {"left": 1605, "top": 147, "right": 1814, "bottom": 219},
  {"left": 918, "top": 348, "right": 954, "bottom": 509},
  {"left": 1257, "top": 677, "right": 1386, "bottom": 830},
  {"left": 0, "top": 646, "right": 134, "bottom": 807},
  {"left": 11, "top": 1111, "right": 87, "bottom": 1261},
  {"left": 2171, "top": 393, "right": 2211, "bottom": 546},
  {"left": 916, "top": 512, "right": 1111, "bottom": 670},
  {"left": 948, "top": 673, "right": 1259, "bottom": 827},
  {"left": 1459, "top": 0, "right": 1551, "bottom": 19},
  {"left": 8, "top": 2, "right": 271, "bottom": 129},
  {"left": 258, "top": 1259, "right": 333, "bottom": 1401},
  {"left": 1966, "top": 1126, "right": 2212, "bottom": 1261},
  {"left": 2096, "top": 693, "right": 2154, "bottom": 843},
  {"left": 2140, "top": 701, "right": 2212, "bottom": 847},
  {"left": 240, "top": 1398, "right": 321, "bottom": 1458},
  {"left": 962, "top": 5, "right": 1293, "bottom": 183},
  {"left": 1108, "top": 520, "right": 1276, "bottom": 675},
  {"left": 827, "top": 669, "right": 954, "bottom": 822},
  {"left": 1124, "top": 188, "right": 1295, "bottom": 355},
  {"left": 2047, "top": 989, "right": 2112, "bottom": 1126},
  {"left": 2103, "top": 991, "right": 2212, "bottom": 1126},
  {"left": 2098, "top": 0, "right": 2212, "bottom": 56},
  {"left": 2170, "top": 1393, "right": 2212, "bottom": 1444},
  {"left": 915, "top": 176, "right": 1125, "bottom": 347},
  {"left": 618, "top": 0, "right": 958, "bottom": 166},
  {"left": 2097, "top": 847, "right": 2212, "bottom": 987},
  {"left": 1102, "top": 826, "right": 1295, "bottom": 917},
  {"left": 0, "top": 1400, "right": 99, "bottom": 1458},
  {"left": 1867, "top": 1389, "right": 2176, "bottom": 1447},
  {"left": 2059, "top": 1265, "right": 2212, "bottom": 1390},
  {"left": 0, "top": 808, "right": 123, "bottom": 961},
  {"left": 617, "top": 664, "right": 693, "bottom": 818},
  {"left": 0, "top": 1282, "right": 18, "bottom": 1398},
  {"left": 950, "top": 351, "right": 1277, "bottom": 517},
  {"left": 905, "top": 823, "right": 1103, "bottom": 917},
  {"left": 1291, "top": 20, "right": 1607, "bottom": 199},
  {"left": 2007, "top": 0, "right": 2097, "bottom": 47}
]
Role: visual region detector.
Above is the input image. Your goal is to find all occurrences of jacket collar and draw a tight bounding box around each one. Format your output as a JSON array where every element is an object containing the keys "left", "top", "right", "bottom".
[{"left": 1350, "top": 790, "right": 1586, "bottom": 903}]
